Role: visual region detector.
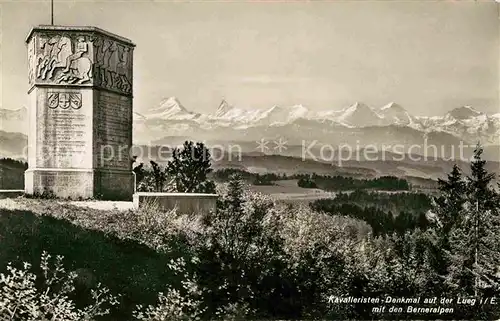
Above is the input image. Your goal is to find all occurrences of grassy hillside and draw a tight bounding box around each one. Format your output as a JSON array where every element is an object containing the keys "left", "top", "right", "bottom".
[{"left": 0, "top": 198, "right": 190, "bottom": 320}]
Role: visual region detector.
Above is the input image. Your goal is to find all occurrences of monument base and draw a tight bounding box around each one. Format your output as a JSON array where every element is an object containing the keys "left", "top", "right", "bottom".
[
  {"left": 94, "top": 169, "right": 135, "bottom": 201},
  {"left": 25, "top": 169, "right": 134, "bottom": 201}
]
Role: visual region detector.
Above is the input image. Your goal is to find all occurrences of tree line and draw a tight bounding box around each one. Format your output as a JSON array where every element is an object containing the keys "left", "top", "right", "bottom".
[
  {"left": 311, "top": 190, "right": 432, "bottom": 236},
  {"left": 299, "top": 173, "right": 410, "bottom": 191},
  {"left": 212, "top": 167, "right": 411, "bottom": 191}
]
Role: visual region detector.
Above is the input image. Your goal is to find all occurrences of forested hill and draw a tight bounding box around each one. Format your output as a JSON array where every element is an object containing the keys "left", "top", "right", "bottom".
[{"left": 0, "top": 157, "right": 27, "bottom": 189}]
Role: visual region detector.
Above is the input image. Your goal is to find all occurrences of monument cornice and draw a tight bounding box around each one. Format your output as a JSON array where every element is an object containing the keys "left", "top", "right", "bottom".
[
  {"left": 26, "top": 25, "right": 136, "bottom": 47},
  {"left": 27, "top": 83, "right": 134, "bottom": 98}
]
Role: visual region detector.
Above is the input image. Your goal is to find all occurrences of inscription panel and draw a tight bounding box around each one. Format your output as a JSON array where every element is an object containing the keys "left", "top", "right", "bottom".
[
  {"left": 95, "top": 90, "right": 132, "bottom": 170},
  {"left": 36, "top": 89, "right": 93, "bottom": 168}
]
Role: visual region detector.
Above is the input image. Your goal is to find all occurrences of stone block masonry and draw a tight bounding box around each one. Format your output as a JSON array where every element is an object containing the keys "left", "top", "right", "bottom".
[{"left": 25, "top": 25, "right": 135, "bottom": 200}]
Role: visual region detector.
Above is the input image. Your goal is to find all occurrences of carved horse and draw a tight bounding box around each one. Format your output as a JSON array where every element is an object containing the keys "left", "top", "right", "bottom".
[
  {"left": 56, "top": 56, "right": 93, "bottom": 84},
  {"left": 36, "top": 36, "right": 72, "bottom": 80}
]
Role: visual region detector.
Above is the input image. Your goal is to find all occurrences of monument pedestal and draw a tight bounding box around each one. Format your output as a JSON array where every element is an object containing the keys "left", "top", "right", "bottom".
[
  {"left": 25, "top": 169, "right": 134, "bottom": 200},
  {"left": 25, "top": 26, "right": 135, "bottom": 200},
  {"left": 94, "top": 169, "right": 135, "bottom": 200},
  {"left": 25, "top": 169, "right": 95, "bottom": 199}
]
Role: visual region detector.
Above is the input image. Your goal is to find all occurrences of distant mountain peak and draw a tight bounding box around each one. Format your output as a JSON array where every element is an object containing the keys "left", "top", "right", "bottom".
[
  {"left": 349, "top": 101, "right": 369, "bottom": 110},
  {"left": 338, "top": 102, "right": 382, "bottom": 127},
  {"left": 345, "top": 101, "right": 376, "bottom": 114},
  {"left": 148, "top": 96, "right": 187, "bottom": 114},
  {"left": 216, "top": 99, "right": 233, "bottom": 117},
  {"left": 447, "top": 105, "right": 483, "bottom": 120},
  {"left": 381, "top": 102, "right": 404, "bottom": 111},
  {"left": 288, "top": 104, "right": 309, "bottom": 118},
  {"left": 143, "top": 96, "right": 201, "bottom": 121},
  {"left": 342, "top": 102, "right": 373, "bottom": 114},
  {"left": 161, "top": 96, "right": 186, "bottom": 109},
  {"left": 263, "top": 105, "right": 283, "bottom": 115},
  {"left": 290, "top": 104, "right": 308, "bottom": 111},
  {"left": 379, "top": 102, "right": 412, "bottom": 125},
  {"left": 256, "top": 104, "right": 309, "bottom": 125}
]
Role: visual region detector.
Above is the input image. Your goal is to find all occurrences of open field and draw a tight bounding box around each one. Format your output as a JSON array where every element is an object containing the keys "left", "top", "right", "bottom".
[{"left": 249, "top": 179, "right": 336, "bottom": 201}]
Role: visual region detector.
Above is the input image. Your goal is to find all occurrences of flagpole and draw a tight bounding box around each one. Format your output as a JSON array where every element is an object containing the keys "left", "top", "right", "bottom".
[{"left": 51, "top": 0, "right": 54, "bottom": 25}]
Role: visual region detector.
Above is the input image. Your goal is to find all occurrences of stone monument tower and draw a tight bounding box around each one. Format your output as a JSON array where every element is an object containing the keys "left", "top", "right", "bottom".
[{"left": 25, "top": 25, "right": 135, "bottom": 200}]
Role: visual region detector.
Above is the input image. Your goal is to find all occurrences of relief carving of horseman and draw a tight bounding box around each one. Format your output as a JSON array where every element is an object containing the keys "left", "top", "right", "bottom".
[
  {"left": 56, "top": 36, "right": 93, "bottom": 84},
  {"left": 36, "top": 35, "right": 72, "bottom": 80},
  {"left": 34, "top": 32, "right": 131, "bottom": 93},
  {"left": 35, "top": 34, "right": 93, "bottom": 84}
]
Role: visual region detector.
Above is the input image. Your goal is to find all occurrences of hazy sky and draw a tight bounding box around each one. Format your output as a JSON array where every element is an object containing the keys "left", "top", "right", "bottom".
[{"left": 0, "top": 0, "right": 498, "bottom": 116}]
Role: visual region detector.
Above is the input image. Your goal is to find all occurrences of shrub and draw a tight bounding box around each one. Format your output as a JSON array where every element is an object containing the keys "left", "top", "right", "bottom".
[
  {"left": 297, "top": 176, "right": 317, "bottom": 188},
  {"left": 0, "top": 251, "right": 119, "bottom": 321},
  {"left": 133, "top": 257, "right": 206, "bottom": 321}
]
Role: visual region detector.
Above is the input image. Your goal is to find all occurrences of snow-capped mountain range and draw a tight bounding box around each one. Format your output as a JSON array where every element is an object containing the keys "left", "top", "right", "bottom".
[
  {"left": 133, "top": 97, "right": 500, "bottom": 146},
  {"left": 1, "top": 98, "right": 498, "bottom": 152}
]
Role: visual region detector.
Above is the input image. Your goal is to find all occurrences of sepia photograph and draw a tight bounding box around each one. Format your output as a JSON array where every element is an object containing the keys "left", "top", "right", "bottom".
[{"left": 0, "top": 0, "right": 499, "bottom": 320}]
